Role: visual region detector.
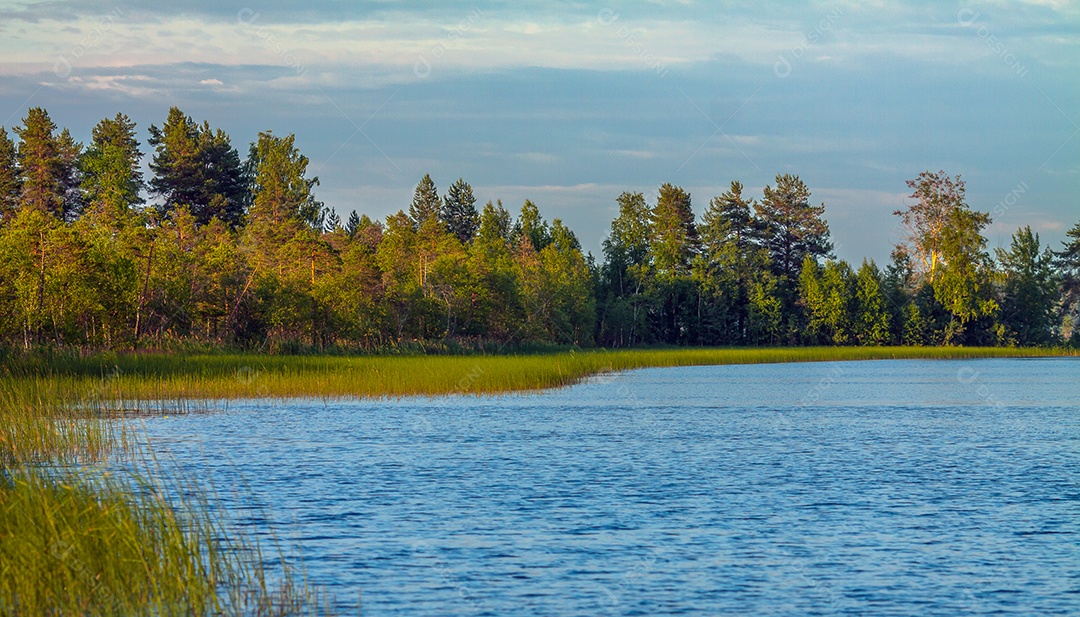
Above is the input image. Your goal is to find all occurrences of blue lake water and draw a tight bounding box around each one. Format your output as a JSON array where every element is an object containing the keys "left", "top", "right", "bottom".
[{"left": 138, "top": 358, "right": 1080, "bottom": 615}]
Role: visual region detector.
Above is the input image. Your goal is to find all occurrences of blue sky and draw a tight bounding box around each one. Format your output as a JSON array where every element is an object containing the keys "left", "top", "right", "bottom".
[{"left": 1, "top": 0, "right": 1077, "bottom": 263}]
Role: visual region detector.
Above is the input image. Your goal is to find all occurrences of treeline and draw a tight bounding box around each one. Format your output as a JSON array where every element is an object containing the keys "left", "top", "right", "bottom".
[{"left": 0, "top": 107, "right": 1077, "bottom": 352}]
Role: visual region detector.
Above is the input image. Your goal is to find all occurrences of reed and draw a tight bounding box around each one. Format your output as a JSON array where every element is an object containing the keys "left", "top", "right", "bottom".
[
  {"left": 0, "top": 375, "right": 334, "bottom": 615},
  {"left": 5, "top": 346, "right": 1073, "bottom": 403}
]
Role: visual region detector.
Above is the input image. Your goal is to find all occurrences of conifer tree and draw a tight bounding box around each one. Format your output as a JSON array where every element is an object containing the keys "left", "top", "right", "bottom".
[
  {"left": 0, "top": 127, "right": 18, "bottom": 223},
  {"left": 440, "top": 178, "right": 478, "bottom": 243},
  {"left": 650, "top": 183, "right": 698, "bottom": 278},
  {"left": 345, "top": 210, "right": 361, "bottom": 238},
  {"left": 14, "top": 108, "right": 64, "bottom": 217},
  {"left": 148, "top": 107, "right": 247, "bottom": 226},
  {"left": 408, "top": 174, "right": 441, "bottom": 228},
  {"left": 755, "top": 173, "right": 831, "bottom": 282},
  {"left": 80, "top": 113, "right": 144, "bottom": 224}
]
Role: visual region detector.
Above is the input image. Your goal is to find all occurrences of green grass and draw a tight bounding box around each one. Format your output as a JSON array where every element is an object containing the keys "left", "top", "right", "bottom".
[
  {"left": 0, "top": 372, "right": 334, "bottom": 615},
  {"left": 4, "top": 345, "right": 1074, "bottom": 403}
]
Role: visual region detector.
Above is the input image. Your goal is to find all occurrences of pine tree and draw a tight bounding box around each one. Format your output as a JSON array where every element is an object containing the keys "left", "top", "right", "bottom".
[
  {"left": 247, "top": 132, "right": 322, "bottom": 230},
  {"left": 324, "top": 208, "right": 342, "bottom": 233},
  {"left": 148, "top": 107, "right": 247, "bottom": 226},
  {"left": 80, "top": 113, "right": 144, "bottom": 225},
  {"left": 477, "top": 200, "right": 511, "bottom": 245},
  {"left": 14, "top": 108, "right": 64, "bottom": 217},
  {"left": 408, "top": 174, "right": 441, "bottom": 228},
  {"left": 1055, "top": 221, "right": 1080, "bottom": 323},
  {"left": 696, "top": 181, "right": 770, "bottom": 344},
  {"left": 0, "top": 127, "right": 18, "bottom": 223},
  {"left": 440, "top": 178, "right": 478, "bottom": 244},
  {"left": 650, "top": 183, "right": 698, "bottom": 278},
  {"left": 755, "top": 173, "right": 831, "bottom": 282}
]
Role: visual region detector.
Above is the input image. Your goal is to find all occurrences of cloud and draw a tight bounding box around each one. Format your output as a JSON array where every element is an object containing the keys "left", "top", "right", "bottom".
[{"left": 1, "top": 0, "right": 1076, "bottom": 265}]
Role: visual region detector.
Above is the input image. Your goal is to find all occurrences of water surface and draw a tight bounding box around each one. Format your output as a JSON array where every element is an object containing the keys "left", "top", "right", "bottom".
[{"left": 140, "top": 358, "right": 1080, "bottom": 615}]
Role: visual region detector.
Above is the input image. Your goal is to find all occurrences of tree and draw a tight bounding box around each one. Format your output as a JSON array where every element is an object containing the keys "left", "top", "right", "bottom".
[
  {"left": 0, "top": 127, "right": 18, "bottom": 223},
  {"left": 56, "top": 128, "right": 84, "bottom": 221},
  {"left": 513, "top": 199, "right": 551, "bottom": 252},
  {"left": 14, "top": 108, "right": 64, "bottom": 218},
  {"left": 1056, "top": 221, "right": 1080, "bottom": 341},
  {"left": 440, "top": 178, "right": 478, "bottom": 243},
  {"left": 324, "top": 208, "right": 342, "bottom": 233},
  {"left": 650, "top": 183, "right": 698, "bottom": 278},
  {"left": 695, "top": 181, "right": 769, "bottom": 344},
  {"left": 756, "top": 173, "right": 831, "bottom": 282},
  {"left": 894, "top": 170, "right": 964, "bottom": 284},
  {"left": 853, "top": 260, "right": 890, "bottom": 345},
  {"left": 470, "top": 200, "right": 519, "bottom": 340},
  {"left": 79, "top": 113, "right": 144, "bottom": 226},
  {"left": 344, "top": 210, "right": 361, "bottom": 238},
  {"left": 997, "top": 226, "right": 1058, "bottom": 345},
  {"left": 934, "top": 205, "right": 996, "bottom": 334},
  {"left": 477, "top": 199, "right": 511, "bottom": 246},
  {"left": 408, "top": 174, "right": 441, "bottom": 228},
  {"left": 148, "top": 107, "right": 247, "bottom": 226},
  {"left": 376, "top": 211, "right": 423, "bottom": 340},
  {"left": 598, "top": 192, "right": 653, "bottom": 346},
  {"left": 800, "top": 256, "right": 855, "bottom": 345},
  {"left": 197, "top": 126, "right": 248, "bottom": 224},
  {"left": 894, "top": 171, "right": 996, "bottom": 343},
  {"left": 539, "top": 219, "right": 595, "bottom": 344},
  {"left": 244, "top": 131, "right": 324, "bottom": 272},
  {"left": 703, "top": 181, "right": 758, "bottom": 267}
]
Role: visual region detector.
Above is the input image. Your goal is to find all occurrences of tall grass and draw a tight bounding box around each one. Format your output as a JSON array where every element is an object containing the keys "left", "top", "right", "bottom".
[
  {"left": 0, "top": 375, "right": 334, "bottom": 615},
  {"left": 4, "top": 346, "right": 1073, "bottom": 403}
]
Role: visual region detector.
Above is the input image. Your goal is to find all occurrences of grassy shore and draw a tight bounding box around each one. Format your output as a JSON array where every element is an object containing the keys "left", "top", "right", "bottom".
[
  {"left": 0, "top": 367, "right": 334, "bottom": 615},
  {"left": 5, "top": 345, "right": 1073, "bottom": 403}
]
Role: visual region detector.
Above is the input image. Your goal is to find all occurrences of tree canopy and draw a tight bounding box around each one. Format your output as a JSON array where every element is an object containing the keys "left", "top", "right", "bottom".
[{"left": 0, "top": 106, "right": 1074, "bottom": 351}]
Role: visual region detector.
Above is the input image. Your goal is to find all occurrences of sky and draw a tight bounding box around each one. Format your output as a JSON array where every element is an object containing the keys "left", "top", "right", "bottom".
[{"left": 1, "top": 0, "right": 1077, "bottom": 263}]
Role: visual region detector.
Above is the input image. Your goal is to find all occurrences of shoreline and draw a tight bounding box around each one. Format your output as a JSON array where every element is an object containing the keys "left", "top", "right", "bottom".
[{"left": 8, "top": 346, "right": 1073, "bottom": 403}]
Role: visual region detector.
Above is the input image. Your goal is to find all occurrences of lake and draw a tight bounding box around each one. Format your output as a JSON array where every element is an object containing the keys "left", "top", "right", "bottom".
[{"left": 138, "top": 358, "right": 1080, "bottom": 615}]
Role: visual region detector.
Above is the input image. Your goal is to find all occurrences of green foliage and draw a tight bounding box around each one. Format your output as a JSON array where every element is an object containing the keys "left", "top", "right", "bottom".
[
  {"left": 408, "top": 173, "right": 441, "bottom": 228},
  {"left": 933, "top": 206, "right": 996, "bottom": 331},
  {"left": 0, "top": 126, "right": 18, "bottom": 223},
  {"left": 440, "top": 178, "right": 478, "bottom": 243},
  {"left": 0, "top": 107, "right": 1073, "bottom": 351},
  {"left": 800, "top": 257, "right": 855, "bottom": 344},
  {"left": 80, "top": 113, "right": 145, "bottom": 227},
  {"left": 997, "top": 226, "right": 1058, "bottom": 345},
  {"left": 853, "top": 260, "right": 890, "bottom": 345},
  {"left": 513, "top": 198, "right": 551, "bottom": 252},
  {"left": 1056, "top": 221, "right": 1080, "bottom": 341},
  {"left": 148, "top": 108, "right": 248, "bottom": 226},
  {"left": 651, "top": 183, "right": 698, "bottom": 278},
  {"left": 755, "top": 173, "right": 832, "bottom": 282},
  {"left": 14, "top": 108, "right": 65, "bottom": 218}
]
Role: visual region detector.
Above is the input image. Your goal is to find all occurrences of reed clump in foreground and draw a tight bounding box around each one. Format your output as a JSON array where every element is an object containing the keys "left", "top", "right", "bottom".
[
  {"left": 5, "top": 345, "right": 1073, "bottom": 403},
  {"left": 0, "top": 376, "right": 333, "bottom": 615}
]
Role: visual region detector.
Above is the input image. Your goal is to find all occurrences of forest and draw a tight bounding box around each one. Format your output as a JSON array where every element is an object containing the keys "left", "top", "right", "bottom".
[{"left": 0, "top": 106, "right": 1077, "bottom": 352}]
